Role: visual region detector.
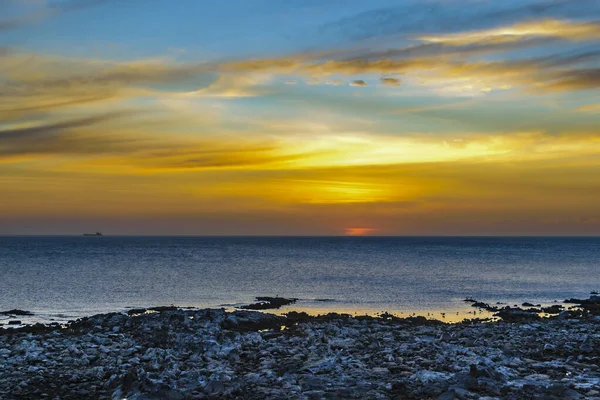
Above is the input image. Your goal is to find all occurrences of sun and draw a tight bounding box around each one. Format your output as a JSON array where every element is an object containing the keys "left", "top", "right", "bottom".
[{"left": 344, "top": 227, "right": 377, "bottom": 236}]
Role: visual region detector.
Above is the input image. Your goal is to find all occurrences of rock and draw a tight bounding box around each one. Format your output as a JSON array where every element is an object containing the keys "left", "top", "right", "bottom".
[
  {"left": 1, "top": 305, "right": 599, "bottom": 399},
  {"left": 579, "top": 343, "right": 593, "bottom": 353},
  {"left": 563, "top": 389, "right": 585, "bottom": 399},
  {"left": 547, "top": 383, "right": 568, "bottom": 396},
  {"left": 542, "top": 305, "right": 563, "bottom": 314},
  {"left": 437, "top": 390, "right": 457, "bottom": 400},
  {"left": 494, "top": 308, "right": 539, "bottom": 321},
  {"left": 8, "top": 320, "right": 21, "bottom": 325},
  {"left": 303, "top": 390, "right": 326, "bottom": 399},
  {"left": 159, "top": 389, "right": 185, "bottom": 400},
  {"left": 127, "top": 308, "right": 147, "bottom": 315},
  {"left": 558, "top": 310, "right": 570, "bottom": 319},
  {"left": 238, "top": 296, "right": 298, "bottom": 310},
  {"left": 203, "top": 380, "right": 225, "bottom": 395},
  {"left": 469, "top": 364, "right": 495, "bottom": 379},
  {"left": 302, "top": 376, "right": 327, "bottom": 390},
  {"left": 0, "top": 309, "right": 34, "bottom": 316}
]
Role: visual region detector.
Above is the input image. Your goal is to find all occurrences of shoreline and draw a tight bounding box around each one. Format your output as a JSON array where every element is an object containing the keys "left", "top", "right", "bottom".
[
  {"left": 1, "top": 296, "right": 599, "bottom": 399},
  {"left": 0, "top": 292, "right": 584, "bottom": 327}
]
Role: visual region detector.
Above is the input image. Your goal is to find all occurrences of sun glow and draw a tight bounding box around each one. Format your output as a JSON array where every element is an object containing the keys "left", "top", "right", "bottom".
[{"left": 345, "top": 228, "right": 377, "bottom": 236}]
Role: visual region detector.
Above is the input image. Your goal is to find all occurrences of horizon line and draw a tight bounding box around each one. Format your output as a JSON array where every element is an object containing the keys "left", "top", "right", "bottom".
[{"left": 1, "top": 234, "right": 600, "bottom": 238}]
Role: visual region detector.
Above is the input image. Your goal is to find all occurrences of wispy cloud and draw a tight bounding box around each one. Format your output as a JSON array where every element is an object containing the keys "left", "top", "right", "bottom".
[
  {"left": 349, "top": 80, "right": 367, "bottom": 87},
  {"left": 186, "top": 72, "right": 271, "bottom": 98},
  {"left": 0, "top": 51, "right": 218, "bottom": 120},
  {"left": 417, "top": 19, "right": 600, "bottom": 45},
  {"left": 0, "top": 0, "right": 115, "bottom": 31},
  {"left": 577, "top": 103, "right": 600, "bottom": 112},
  {"left": 380, "top": 77, "right": 401, "bottom": 87},
  {"left": 320, "top": 0, "right": 600, "bottom": 42}
]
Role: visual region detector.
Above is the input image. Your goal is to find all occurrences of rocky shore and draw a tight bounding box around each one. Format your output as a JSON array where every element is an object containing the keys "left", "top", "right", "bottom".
[{"left": 1, "top": 300, "right": 599, "bottom": 400}]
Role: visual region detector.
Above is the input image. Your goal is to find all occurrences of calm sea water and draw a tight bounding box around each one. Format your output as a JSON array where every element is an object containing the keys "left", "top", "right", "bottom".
[{"left": 0, "top": 236, "right": 598, "bottom": 324}]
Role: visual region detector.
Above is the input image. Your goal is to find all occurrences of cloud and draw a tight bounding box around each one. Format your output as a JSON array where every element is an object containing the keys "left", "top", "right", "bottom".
[
  {"left": 216, "top": 20, "right": 600, "bottom": 94},
  {"left": 339, "top": 36, "right": 557, "bottom": 68},
  {"left": 577, "top": 103, "right": 600, "bottom": 112},
  {"left": 303, "top": 79, "right": 344, "bottom": 85},
  {"left": 134, "top": 146, "right": 313, "bottom": 171},
  {"left": 0, "top": 1, "right": 598, "bottom": 235},
  {"left": 3, "top": 13, "right": 597, "bottom": 126},
  {"left": 417, "top": 19, "right": 600, "bottom": 45},
  {"left": 0, "top": 51, "right": 219, "bottom": 120},
  {"left": 320, "top": 0, "right": 600, "bottom": 42},
  {"left": 225, "top": 57, "right": 431, "bottom": 76},
  {"left": 0, "top": 112, "right": 327, "bottom": 171},
  {"left": 186, "top": 73, "right": 271, "bottom": 98},
  {"left": 0, "top": 112, "right": 142, "bottom": 160},
  {"left": 380, "top": 77, "right": 401, "bottom": 87},
  {"left": 349, "top": 80, "right": 367, "bottom": 87},
  {"left": 222, "top": 50, "right": 599, "bottom": 94},
  {"left": 0, "top": 112, "right": 129, "bottom": 142},
  {"left": 0, "top": 0, "right": 115, "bottom": 31},
  {"left": 540, "top": 67, "right": 600, "bottom": 91}
]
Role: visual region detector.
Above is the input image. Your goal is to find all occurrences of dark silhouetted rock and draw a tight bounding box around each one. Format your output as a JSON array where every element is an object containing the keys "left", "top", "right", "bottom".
[
  {"left": 0, "top": 309, "right": 34, "bottom": 316},
  {"left": 238, "top": 296, "right": 297, "bottom": 310}
]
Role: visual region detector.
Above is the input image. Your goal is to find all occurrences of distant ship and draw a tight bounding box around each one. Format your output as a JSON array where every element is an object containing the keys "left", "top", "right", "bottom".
[{"left": 83, "top": 232, "right": 103, "bottom": 237}]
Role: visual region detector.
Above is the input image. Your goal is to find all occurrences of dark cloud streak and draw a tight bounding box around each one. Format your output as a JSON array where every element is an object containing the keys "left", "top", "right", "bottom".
[
  {"left": 0, "top": 112, "right": 139, "bottom": 159},
  {"left": 0, "top": 112, "right": 130, "bottom": 142}
]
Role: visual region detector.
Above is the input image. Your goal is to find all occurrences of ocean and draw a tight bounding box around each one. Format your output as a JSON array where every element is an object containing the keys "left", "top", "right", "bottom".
[{"left": 0, "top": 236, "right": 598, "bottom": 324}]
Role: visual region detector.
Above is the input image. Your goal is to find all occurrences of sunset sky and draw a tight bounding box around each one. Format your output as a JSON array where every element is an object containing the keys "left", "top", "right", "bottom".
[{"left": 1, "top": 0, "right": 599, "bottom": 235}]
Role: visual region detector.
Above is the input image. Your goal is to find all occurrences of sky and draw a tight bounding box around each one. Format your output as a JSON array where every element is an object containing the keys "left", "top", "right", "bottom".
[{"left": 0, "top": 0, "right": 599, "bottom": 235}]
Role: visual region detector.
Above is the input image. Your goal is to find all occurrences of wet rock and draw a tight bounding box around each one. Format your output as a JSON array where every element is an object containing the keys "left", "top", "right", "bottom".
[
  {"left": 149, "top": 305, "right": 178, "bottom": 312},
  {"left": 238, "top": 296, "right": 298, "bottom": 310},
  {"left": 0, "top": 309, "right": 34, "bottom": 316},
  {"left": 127, "top": 308, "right": 147, "bottom": 316},
  {"left": 471, "top": 301, "right": 499, "bottom": 312},
  {"left": 542, "top": 305, "right": 564, "bottom": 314},
  {"left": 558, "top": 310, "right": 571, "bottom": 319},
  {"left": 494, "top": 307, "right": 540, "bottom": 321}
]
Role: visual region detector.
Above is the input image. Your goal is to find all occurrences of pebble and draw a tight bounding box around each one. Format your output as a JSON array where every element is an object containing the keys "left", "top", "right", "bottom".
[{"left": 0, "top": 308, "right": 598, "bottom": 399}]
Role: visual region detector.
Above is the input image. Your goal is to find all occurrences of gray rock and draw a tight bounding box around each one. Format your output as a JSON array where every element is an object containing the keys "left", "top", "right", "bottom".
[
  {"left": 303, "top": 390, "right": 326, "bottom": 399},
  {"left": 563, "top": 389, "right": 585, "bottom": 399},
  {"left": 303, "top": 376, "right": 327, "bottom": 390},
  {"left": 580, "top": 343, "right": 593, "bottom": 353},
  {"left": 203, "top": 380, "right": 225, "bottom": 395}
]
